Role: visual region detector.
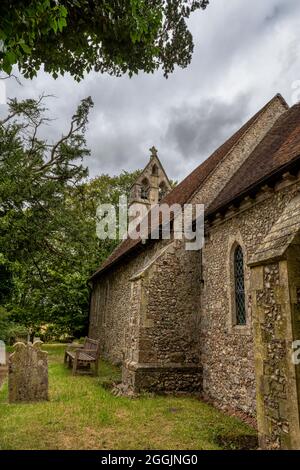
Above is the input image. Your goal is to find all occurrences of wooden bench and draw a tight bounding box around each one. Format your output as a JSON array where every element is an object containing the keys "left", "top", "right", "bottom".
[{"left": 64, "top": 337, "right": 100, "bottom": 376}]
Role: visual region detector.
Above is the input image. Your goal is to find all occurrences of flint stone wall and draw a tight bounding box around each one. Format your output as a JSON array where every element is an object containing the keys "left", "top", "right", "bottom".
[
  {"left": 250, "top": 239, "right": 300, "bottom": 449},
  {"left": 122, "top": 241, "right": 202, "bottom": 392},
  {"left": 89, "top": 240, "right": 169, "bottom": 365},
  {"left": 202, "top": 181, "right": 300, "bottom": 416}
]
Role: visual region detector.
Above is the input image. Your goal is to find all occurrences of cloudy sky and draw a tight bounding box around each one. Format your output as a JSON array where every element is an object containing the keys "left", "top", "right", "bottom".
[{"left": 2, "top": 0, "right": 300, "bottom": 182}]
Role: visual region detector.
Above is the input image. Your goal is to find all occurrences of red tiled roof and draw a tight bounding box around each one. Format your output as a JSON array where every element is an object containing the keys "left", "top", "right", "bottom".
[
  {"left": 207, "top": 103, "right": 300, "bottom": 217},
  {"left": 90, "top": 94, "right": 287, "bottom": 279}
]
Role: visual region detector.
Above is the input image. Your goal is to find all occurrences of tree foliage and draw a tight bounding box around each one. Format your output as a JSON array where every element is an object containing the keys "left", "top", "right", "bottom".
[
  {"left": 0, "top": 0, "right": 209, "bottom": 79},
  {"left": 0, "top": 95, "right": 138, "bottom": 339}
]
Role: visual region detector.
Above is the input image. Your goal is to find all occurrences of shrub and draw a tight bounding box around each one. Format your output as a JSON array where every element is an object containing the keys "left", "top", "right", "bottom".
[
  {"left": 0, "top": 307, "right": 28, "bottom": 344},
  {"left": 36, "top": 323, "right": 74, "bottom": 343}
]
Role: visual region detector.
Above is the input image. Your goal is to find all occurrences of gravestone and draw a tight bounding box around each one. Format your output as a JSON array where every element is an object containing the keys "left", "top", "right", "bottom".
[
  {"left": 0, "top": 340, "right": 5, "bottom": 365},
  {"left": 0, "top": 340, "right": 7, "bottom": 389},
  {"left": 9, "top": 341, "right": 48, "bottom": 403}
]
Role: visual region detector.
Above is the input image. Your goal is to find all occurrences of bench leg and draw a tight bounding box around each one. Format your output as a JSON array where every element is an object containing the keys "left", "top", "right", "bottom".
[
  {"left": 72, "top": 356, "right": 78, "bottom": 376},
  {"left": 64, "top": 352, "right": 72, "bottom": 368}
]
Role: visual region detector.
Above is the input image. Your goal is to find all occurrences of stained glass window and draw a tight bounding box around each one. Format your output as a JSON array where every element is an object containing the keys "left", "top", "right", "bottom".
[{"left": 234, "top": 245, "right": 246, "bottom": 325}]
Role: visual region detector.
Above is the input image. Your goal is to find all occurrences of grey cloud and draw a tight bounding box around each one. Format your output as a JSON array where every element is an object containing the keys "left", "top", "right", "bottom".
[
  {"left": 164, "top": 94, "right": 250, "bottom": 160},
  {"left": 1, "top": 0, "right": 300, "bottom": 183}
]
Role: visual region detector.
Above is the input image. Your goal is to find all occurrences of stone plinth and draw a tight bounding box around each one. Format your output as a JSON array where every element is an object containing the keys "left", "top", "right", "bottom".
[
  {"left": 9, "top": 341, "right": 48, "bottom": 403},
  {"left": 123, "top": 361, "right": 203, "bottom": 394}
]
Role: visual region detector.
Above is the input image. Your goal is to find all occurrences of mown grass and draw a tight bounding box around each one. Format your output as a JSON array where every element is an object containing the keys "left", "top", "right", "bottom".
[{"left": 0, "top": 344, "right": 257, "bottom": 450}]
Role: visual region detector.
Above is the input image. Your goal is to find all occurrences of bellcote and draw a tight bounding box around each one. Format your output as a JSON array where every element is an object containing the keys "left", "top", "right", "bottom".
[{"left": 129, "top": 147, "right": 171, "bottom": 208}]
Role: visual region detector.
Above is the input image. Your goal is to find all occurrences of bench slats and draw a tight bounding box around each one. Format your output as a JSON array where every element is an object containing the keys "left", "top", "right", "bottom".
[
  {"left": 66, "top": 351, "right": 95, "bottom": 362},
  {"left": 64, "top": 337, "right": 100, "bottom": 376}
]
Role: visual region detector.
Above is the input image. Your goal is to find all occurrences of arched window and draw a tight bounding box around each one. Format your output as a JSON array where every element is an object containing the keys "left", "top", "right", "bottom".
[
  {"left": 234, "top": 245, "right": 246, "bottom": 325},
  {"left": 158, "top": 181, "right": 167, "bottom": 202},
  {"left": 141, "top": 178, "right": 149, "bottom": 200},
  {"left": 152, "top": 164, "right": 158, "bottom": 176}
]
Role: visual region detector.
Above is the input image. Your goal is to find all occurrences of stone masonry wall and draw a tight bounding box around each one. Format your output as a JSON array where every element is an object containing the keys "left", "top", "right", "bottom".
[
  {"left": 251, "top": 259, "right": 300, "bottom": 449},
  {"left": 202, "top": 182, "right": 300, "bottom": 416},
  {"left": 90, "top": 235, "right": 203, "bottom": 393},
  {"left": 287, "top": 242, "right": 300, "bottom": 440},
  {"left": 130, "top": 154, "right": 171, "bottom": 207},
  {"left": 122, "top": 241, "right": 202, "bottom": 393},
  {"left": 89, "top": 241, "right": 168, "bottom": 364}
]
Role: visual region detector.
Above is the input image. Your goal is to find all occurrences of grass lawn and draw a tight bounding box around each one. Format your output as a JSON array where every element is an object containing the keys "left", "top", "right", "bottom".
[{"left": 0, "top": 344, "right": 257, "bottom": 450}]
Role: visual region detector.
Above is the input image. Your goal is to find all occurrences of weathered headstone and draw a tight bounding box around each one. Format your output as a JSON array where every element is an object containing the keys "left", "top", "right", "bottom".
[
  {"left": 0, "top": 340, "right": 7, "bottom": 389},
  {"left": 0, "top": 340, "right": 5, "bottom": 366},
  {"left": 9, "top": 341, "right": 48, "bottom": 403}
]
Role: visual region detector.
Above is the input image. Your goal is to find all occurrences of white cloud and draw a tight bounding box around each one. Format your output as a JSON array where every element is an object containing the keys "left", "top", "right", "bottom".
[{"left": 2, "top": 0, "right": 300, "bottom": 182}]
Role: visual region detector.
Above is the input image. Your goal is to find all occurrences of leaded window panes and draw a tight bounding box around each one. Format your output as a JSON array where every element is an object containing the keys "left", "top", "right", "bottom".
[{"left": 234, "top": 245, "right": 246, "bottom": 325}]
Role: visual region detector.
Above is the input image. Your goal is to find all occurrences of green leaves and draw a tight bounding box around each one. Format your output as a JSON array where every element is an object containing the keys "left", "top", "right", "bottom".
[
  {"left": 0, "top": 95, "right": 92, "bottom": 329},
  {"left": 0, "top": 1, "right": 209, "bottom": 80},
  {"left": 57, "top": 16, "right": 67, "bottom": 33},
  {"left": 0, "top": 0, "right": 69, "bottom": 77},
  {"left": 0, "top": 96, "right": 140, "bottom": 336},
  {"left": 19, "top": 41, "right": 31, "bottom": 54}
]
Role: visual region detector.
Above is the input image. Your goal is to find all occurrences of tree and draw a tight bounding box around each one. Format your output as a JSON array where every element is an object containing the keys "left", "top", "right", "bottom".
[
  {"left": 0, "top": 96, "right": 140, "bottom": 337},
  {"left": 0, "top": 95, "right": 92, "bottom": 263},
  {"left": 0, "top": 95, "right": 93, "bottom": 336},
  {"left": 0, "top": 1, "right": 209, "bottom": 80},
  {"left": 0, "top": 260, "right": 12, "bottom": 305}
]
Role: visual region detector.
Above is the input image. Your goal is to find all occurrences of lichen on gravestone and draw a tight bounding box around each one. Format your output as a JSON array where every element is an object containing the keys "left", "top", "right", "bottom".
[
  {"left": 0, "top": 340, "right": 5, "bottom": 366},
  {"left": 8, "top": 340, "right": 48, "bottom": 403}
]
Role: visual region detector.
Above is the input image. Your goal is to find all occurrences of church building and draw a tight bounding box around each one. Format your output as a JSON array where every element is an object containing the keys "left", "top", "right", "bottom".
[{"left": 89, "top": 94, "right": 300, "bottom": 449}]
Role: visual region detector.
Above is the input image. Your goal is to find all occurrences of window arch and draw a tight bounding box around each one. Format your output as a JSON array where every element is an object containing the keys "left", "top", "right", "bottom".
[
  {"left": 140, "top": 178, "right": 149, "bottom": 200},
  {"left": 152, "top": 164, "right": 158, "bottom": 176},
  {"left": 158, "top": 181, "right": 167, "bottom": 202},
  {"left": 234, "top": 245, "right": 246, "bottom": 325}
]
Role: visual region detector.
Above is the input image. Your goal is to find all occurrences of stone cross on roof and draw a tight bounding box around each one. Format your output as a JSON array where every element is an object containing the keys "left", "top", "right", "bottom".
[{"left": 149, "top": 146, "right": 158, "bottom": 158}]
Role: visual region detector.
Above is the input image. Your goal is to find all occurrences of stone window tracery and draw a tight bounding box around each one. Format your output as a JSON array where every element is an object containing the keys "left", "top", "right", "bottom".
[{"left": 234, "top": 245, "right": 246, "bottom": 325}]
